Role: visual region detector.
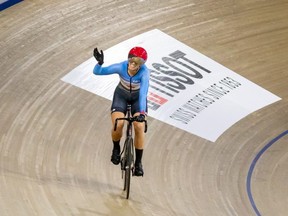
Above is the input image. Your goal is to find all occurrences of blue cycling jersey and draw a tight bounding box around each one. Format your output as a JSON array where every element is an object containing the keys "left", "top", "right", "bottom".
[{"left": 93, "top": 60, "right": 150, "bottom": 114}]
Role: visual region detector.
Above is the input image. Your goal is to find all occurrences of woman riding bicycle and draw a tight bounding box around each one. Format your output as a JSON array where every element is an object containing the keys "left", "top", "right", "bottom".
[{"left": 93, "top": 46, "right": 150, "bottom": 176}]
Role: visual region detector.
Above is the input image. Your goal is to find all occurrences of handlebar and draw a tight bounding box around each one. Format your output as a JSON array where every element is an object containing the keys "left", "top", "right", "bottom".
[{"left": 114, "top": 117, "right": 148, "bottom": 133}]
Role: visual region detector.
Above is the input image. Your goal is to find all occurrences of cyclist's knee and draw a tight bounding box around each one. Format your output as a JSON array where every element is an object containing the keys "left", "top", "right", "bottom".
[
  {"left": 111, "top": 111, "right": 125, "bottom": 131},
  {"left": 113, "top": 121, "right": 124, "bottom": 132},
  {"left": 133, "top": 122, "right": 144, "bottom": 133}
]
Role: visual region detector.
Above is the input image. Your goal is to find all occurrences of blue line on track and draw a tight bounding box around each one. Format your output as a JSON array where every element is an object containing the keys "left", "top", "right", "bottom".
[
  {"left": 246, "top": 130, "right": 288, "bottom": 216},
  {"left": 0, "top": 0, "right": 23, "bottom": 11}
]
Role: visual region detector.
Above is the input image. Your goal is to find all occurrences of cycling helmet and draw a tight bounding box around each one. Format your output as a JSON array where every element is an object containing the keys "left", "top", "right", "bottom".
[{"left": 128, "top": 46, "right": 148, "bottom": 63}]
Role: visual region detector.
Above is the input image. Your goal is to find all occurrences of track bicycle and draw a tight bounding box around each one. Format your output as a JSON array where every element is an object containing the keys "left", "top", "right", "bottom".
[{"left": 114, "top": 104, "right": 147, "bottom": 199}]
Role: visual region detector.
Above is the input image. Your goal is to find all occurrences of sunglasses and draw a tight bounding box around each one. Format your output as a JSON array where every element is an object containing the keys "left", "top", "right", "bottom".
[{"left": 128, "top": 57, "right": 144, "bottom": 65}]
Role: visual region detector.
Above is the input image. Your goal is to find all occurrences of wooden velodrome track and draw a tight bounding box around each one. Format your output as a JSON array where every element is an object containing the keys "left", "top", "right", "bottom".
[{"left": 1, "top": 0, "right": 288, "bottom": 215}]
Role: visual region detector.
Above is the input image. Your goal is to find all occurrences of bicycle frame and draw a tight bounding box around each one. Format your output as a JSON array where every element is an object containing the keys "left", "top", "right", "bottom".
[{"left": 113, "top": 104, "right": 147, "bottom": 199}]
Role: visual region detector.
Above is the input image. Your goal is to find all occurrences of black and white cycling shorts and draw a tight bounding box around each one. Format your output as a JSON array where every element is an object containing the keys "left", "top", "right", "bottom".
[{"left": 111, "top": 83, "right": 146, "bottom": 116}]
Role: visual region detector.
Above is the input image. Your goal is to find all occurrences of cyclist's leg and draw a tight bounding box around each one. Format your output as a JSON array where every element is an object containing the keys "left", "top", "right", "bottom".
[
  {"left": 131, "top": 95, "right": 146, "bottom": 176},
  {"left": 111, "top": 111, "right": 125, "bottom": 141},
  {"left": 130, "top": 90, "right": 146, "bottom": 151},
  {"left": 132, "top": 112, "right": 146, "bottom": 150},
  {"left": 110, "top": 85, "right": 128, "bottom": 164},
  {"left": 110, "top": 111, "right": 125, "bottom": 165},
  {"left": 111, "top": 84, "right": 128, "bottom": 141},
  {"left": 133, "top": 112, "right": 145, "bottom": 173}
]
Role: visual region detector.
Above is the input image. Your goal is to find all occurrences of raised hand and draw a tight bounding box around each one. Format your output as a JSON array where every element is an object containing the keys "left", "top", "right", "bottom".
[{"left": 93, "top": 48, "right": 104, "bottom": 65}]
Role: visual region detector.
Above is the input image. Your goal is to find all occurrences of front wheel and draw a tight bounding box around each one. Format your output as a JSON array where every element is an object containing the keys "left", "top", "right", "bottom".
[{"left": 124, "top": 137, "right": 133, "bottom": 199}]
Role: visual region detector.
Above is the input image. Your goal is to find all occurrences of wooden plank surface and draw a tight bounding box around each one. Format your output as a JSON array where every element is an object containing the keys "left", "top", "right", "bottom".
[{"left": 0, "top": 0, "right": 287, "bottom": 215}]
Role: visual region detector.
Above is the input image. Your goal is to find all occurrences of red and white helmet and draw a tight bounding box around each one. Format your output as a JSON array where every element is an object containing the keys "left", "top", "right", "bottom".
[{"left": 128, "top": 46, "right": 148, "bottom": 63}]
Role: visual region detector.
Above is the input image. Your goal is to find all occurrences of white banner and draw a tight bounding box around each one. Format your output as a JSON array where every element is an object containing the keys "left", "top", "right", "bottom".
[{"left": 61, "top": 29, "right": 281, "bottom": 142}]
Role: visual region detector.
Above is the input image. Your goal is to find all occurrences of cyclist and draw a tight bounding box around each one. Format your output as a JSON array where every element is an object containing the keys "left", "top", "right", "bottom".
[{"left": 93, "top": 46, "right": 150, "bottom": 176}]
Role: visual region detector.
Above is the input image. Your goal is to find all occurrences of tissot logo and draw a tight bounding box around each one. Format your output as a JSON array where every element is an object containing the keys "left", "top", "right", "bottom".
[
  {"left": 147, "top": 49, "right": 242, "bottom": 124},
  {"left": 147, "top": 50, "right": 212, "bottom": 111}
]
